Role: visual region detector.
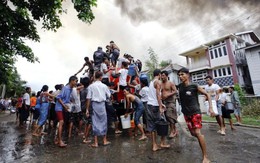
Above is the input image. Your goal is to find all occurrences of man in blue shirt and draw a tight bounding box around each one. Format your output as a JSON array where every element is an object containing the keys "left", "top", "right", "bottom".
[{"left": 55, "top": 76, "right": 78, "bottom": 147}]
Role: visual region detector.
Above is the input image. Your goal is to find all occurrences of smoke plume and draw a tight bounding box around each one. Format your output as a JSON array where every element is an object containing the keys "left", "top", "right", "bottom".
[{"left": 114, "top": 0, "right": 260, "bottom": 36}]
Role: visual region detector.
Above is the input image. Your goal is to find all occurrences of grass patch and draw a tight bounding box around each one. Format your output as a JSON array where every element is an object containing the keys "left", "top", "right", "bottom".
[{"left": 202, "top": 114, "right": 260, "bottom": 127}]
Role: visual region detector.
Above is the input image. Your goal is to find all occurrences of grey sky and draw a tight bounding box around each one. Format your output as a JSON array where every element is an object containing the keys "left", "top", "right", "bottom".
[{"left": 15, "top": 0, "right": 260, "bottom": 91}]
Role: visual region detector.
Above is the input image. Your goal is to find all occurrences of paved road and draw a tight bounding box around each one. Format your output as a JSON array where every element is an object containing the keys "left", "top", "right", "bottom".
[{"left": 0, "top": 112, "right": 259, "bottom": 163}]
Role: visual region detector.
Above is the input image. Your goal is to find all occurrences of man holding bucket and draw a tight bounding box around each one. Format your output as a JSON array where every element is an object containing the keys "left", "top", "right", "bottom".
[
  {"left": 146, "top": 69, "right": 170, "bottom": 152},
  {"left": 178, "top": 68, "right": 214, "bottom": 163}
]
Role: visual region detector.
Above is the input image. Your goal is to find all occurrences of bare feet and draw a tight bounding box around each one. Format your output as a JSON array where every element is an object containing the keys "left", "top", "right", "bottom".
[
  {"left": 169, "top": 131, "right": 178, "bottom": 138},
  {"left": 231, "top": 127, "right": 236, "bottom": 130},
  {"left": 220, "top": 130, "right": 226, "bottom": 136},
  {"left": 152, "top": 145, "right": 161, "bottom": 152},
  {"left": 202, "top": 157, "right": 210, "bottom": 163},
  {"left": 41, "top": 132, "right": 48, "bottom": 135},
  {"left": 103, "top": 141, "right": 111, "bottom": 146},
  {"left": 160, "top": 144, "right": 171, "bottom": 149},
  {"left": 89, "top": 143, "right": 98, "bottom": 148},
  {"left": 115, "top": 130, "right": 122, "bottom": 134},
  {"left": 138, "top": 135, "right": 147, "bottom": 141},
  {"left": 59, "top": 141, "right": 67, "bottom": 148},
  {"left": 32, "top": 133, "right": 40, "bottom": 137},
  {"left": 82, "top": 139, "right": 91, "bottom": 144}
]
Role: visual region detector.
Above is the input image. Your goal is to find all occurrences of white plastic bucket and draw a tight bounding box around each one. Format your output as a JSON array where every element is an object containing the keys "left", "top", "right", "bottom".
[
  {"left": 120, "top": 115, "right": 131, "bottom": 129},
  {"left": 204, "top": 100, "right": 219, "bottom": 116}
]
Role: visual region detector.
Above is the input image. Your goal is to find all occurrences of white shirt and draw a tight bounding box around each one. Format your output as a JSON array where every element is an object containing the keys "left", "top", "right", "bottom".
[
  {"left": 71, "top": 88, "right": 81, "bottom": 113},
  {"left": 204, "top": 83, "right": 220, "bottom": 101},
  {"left": 87, "top": 81, "right": 111, "bottom": 102},
  {"left": 23, "top": 92, "right": 30, "bottom": 105},
  {"left": 117, "top": 58, "right": 129, "bottom": 68},
  {"left": 139, "top": 86, "right": 149, "bottom": 102},
  {"left": 119, "top": 68, "right": 128, "bottom": 86},
  {"left": 100, "top": 63, "right": 109, "bottom": 78},
  {"left": 218, "top": 92, "right": 227, "bottom": 103},
  {"left": 147, "top": 80, "right": 159, "bottom": 106}
]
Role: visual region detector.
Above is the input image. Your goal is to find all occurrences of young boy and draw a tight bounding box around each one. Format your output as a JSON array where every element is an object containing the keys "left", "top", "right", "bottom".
[
  {"left": 115, "top": 61, "right": 128, "bottom": 90},
  {"left": 177, "top": 68, "right": 214, "bottom": 163},
  {"left": 55, "top": 76, "right": 78, "bottom": 147}
]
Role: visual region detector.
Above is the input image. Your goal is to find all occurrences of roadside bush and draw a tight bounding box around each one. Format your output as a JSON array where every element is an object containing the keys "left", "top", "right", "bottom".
[{"left": 242, "top": 98, "right": 260, "bottom": 118}]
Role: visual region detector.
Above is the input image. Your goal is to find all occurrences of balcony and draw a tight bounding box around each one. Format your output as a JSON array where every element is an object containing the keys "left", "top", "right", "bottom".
[{"left": 187, "top": 60, "right": 210, "bottom": 72}]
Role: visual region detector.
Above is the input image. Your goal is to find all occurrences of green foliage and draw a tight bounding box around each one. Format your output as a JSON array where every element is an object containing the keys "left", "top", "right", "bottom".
[
  {"left": 0, "top": 0, "right": 97, "bottom": 87},
  {"left": 145, "top": 47, "right": 159, "bottom": 78},
  {"left": 5, "top": 68, "right": 27, "bottom": 97},
  {"left": 242, "top": 98, "right": 260, "bottom": 118},
  {"left": 159, "top": 59, "right": 172, "bottom": 68},
  {"left": 234, "top": 84, "right": 246, "bottom": 106}
]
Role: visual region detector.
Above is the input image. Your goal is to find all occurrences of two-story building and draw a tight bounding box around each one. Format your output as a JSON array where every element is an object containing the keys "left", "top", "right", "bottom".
[
  {"left": 244, "top": 43, "right": 260, "bottom": 95},
  {"left": 178, "top": 31, "right": 260, "bottom": 94}
]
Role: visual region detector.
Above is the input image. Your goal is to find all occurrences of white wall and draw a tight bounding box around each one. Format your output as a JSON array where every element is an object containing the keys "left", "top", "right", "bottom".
[
  {"left": 246, "top": 47, "right": 260, "bottom": 95},
  {"left": 210, "top": 55, "right": 230, "bottom": 68}
]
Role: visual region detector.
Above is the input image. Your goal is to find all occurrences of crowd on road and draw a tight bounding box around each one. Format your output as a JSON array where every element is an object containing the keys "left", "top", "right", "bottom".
[{"left": 2, "top": 41, "right": 242, "bottom": 163}]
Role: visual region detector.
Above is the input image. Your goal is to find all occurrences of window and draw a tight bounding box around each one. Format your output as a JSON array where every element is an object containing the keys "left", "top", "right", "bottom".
[
  {"left": 222, "top": 68, "right": 226, "bottom": 76},
  {"left": 218, "top": 69, "right": 222, "bottom": 76},
  {"left": 213, "top": 66, "right": 232, "bottom": 78},
  {"left": 214, "top": 49, "right": 218, "bottom": 58},
  {"left": 210, "top": 50, "right": 214, "bottom": 59},
  {"left": 227, "top": 67, "right": 231, "bottom": 75},
  {"left": 191, "top": 71, "right": 208, "bottom": 82},
  {"left": 214, "top": 70, "right": 217, "bottom": 78},
  {"left": 218, "top": 48, "right": 222, "bottom": 57},
  {"left": 223, "top": 46, "right": 227, "bottom": 56}
]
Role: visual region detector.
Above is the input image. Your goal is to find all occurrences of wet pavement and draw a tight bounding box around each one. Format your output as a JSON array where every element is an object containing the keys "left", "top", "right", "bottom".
[{"left": 0, "top": 112, "right": 260, "bottom": 163}]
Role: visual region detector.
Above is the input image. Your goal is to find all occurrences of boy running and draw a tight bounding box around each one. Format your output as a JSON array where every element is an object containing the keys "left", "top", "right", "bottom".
[{"left": 177, "top": 68, "right": 214, "bottom": 163}]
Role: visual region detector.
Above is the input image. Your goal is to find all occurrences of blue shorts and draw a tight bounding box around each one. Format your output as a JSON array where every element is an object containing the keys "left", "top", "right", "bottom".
[{"left": 134, "top": 103, "right": 144, "bottom": 125}]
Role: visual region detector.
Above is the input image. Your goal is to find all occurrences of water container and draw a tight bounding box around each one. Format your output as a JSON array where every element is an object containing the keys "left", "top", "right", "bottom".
[
  {"left": 128, "top": 64, "right": 136, "bottom": 76},
  {"left": 140, "top": 73, "right": 149, "bottom": 83},
  {"left": 120, "top": 115, "right": 131, "bottom": 129},
  {"left": 204, "top": 100, "right": 218, "bottom": 116}
]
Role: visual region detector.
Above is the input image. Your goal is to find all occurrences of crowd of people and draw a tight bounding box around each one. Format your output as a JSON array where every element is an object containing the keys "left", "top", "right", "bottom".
[{"left": 2, "top": 41, "right": 242, "bottom": 163}]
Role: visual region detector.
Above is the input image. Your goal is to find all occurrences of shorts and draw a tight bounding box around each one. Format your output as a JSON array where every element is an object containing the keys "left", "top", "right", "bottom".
[
  {"left": 184, "top": 114, "right": 202, "bottom": 131},
  {"left": 217, "top": 101, "right": 222, "bottom": 116},
  {"left": 222, "top": 106, "right": 231, "bottom": 119},
  {"left": 146, "top": 105, "right": 160, "bottom": 132},
  {"left": 134, "top": 105, "right": 144, "bottom": 125},
  {"left": 56, "top": 111, "right": 64, "bottom": 121},
  {"left": 69, "top": 112, "right": 81, "bottom": 125},
  {"left": 106, "top": 102, "right": 118, "bottom": 122},
  {"left": 164, "top": 102, "right": 177, "bottom": 124},
  {"left": 111, "top": 50, "right": 119, "bottom": 64},
  {"left": 234, "top": 107, "right": 241, "bottom": 116}
]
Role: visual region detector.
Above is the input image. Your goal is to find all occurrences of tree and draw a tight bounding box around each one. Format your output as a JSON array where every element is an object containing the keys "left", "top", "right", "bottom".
[
  {"left": 5, "top": 68, "right": 27, "bottom": 97},
  {"left": 0, "top": 0, "right": 97, "bottom": 85},
  {"left": 159, "top": 59, "right": 172, "bottom": 68},
  {"left": 145, "top": 47, "right": 159, "bottom": 78}
]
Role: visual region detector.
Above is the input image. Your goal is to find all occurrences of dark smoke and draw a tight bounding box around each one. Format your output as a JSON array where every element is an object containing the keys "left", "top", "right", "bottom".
[{"left": 114, "top": 0, "right": 260, "bottom": 36}]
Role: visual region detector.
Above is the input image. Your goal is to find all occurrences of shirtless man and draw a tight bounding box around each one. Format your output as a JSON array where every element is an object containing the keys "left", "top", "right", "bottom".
[
  {"left": 161, "top": 70, "right": 178, "bottom": 138},
  {"left": 110, "top": 41, "right": 120, "bottom": 67},
  {"left": 75, "top": 57, "right": 94, "bottom": 79}
]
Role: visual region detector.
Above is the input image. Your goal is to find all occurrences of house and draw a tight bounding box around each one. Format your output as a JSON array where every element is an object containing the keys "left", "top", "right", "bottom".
[
  {"left": 178, "top": 31, "right": 260, "bottom": 93},
  {"left": 244, "top": 43, "right": 260, "bottom": 95},
  {"left": 160, "top": 63, "right": 184, "bottom": 85}
]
